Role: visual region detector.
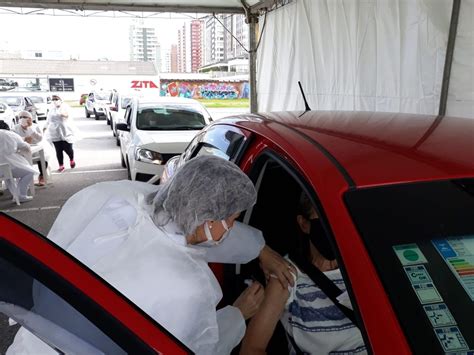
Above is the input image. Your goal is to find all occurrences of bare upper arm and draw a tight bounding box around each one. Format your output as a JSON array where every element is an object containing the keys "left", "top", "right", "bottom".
[{"left": 240, "top": 277, "right": 291, "bottom": 354}]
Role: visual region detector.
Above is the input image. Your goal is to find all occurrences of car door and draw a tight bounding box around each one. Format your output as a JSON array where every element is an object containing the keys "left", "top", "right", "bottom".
[
  {"left": 0, "top": 213, "right": 190, "bottom": 354},
  {"left": 119, "top": 104, "right": 133, "bottom": 167},
  {"left": 86, "top": 93, "right": 94, "bottom": 113}
]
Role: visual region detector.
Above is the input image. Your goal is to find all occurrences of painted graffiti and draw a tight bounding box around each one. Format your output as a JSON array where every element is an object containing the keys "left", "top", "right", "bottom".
[{"left": 160, "top": 80, "right": 249, "bottom": 99}]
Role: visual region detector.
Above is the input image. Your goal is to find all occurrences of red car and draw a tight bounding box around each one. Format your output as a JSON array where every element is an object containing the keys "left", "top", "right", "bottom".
[
  {"left": 1, "top": 110, "right": 473, "bottom": 354},
  {"left": 162, "top": 110, "right": 474, "bottom": 354}
]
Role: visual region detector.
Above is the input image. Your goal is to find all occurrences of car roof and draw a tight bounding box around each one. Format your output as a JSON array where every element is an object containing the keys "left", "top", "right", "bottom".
[{"left": 223, "top": 111, "right": 474, "bottom": 188}]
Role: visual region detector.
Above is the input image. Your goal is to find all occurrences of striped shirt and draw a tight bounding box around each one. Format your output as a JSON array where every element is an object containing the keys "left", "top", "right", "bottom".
[{"left": 281, "top": 266, "right": 367, "bottom": 355}]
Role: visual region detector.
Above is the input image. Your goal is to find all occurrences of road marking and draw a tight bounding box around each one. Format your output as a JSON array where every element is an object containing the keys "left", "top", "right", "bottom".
[
  {"left": 1, "top": 206, "right": 61, "bottom": 213},
  {"left": 52, "top": 168, "right": 125, "bottom": 175}
]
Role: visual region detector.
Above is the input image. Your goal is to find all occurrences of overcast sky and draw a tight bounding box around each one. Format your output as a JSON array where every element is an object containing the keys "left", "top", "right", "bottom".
[{"left": 0, "top": 12, "right": 196, "bottom": 61}]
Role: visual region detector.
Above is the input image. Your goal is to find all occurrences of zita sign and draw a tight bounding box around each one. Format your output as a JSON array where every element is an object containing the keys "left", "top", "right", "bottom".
[{"left": 131, "top": 80, "right": 158, "bottom": 89}]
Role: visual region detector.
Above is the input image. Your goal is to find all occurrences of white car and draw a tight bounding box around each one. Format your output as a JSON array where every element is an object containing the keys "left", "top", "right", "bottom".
[
  {"left": 28, "top": 93, "right": 52, "bottom": 121},
  {"left": 85, "top": 90, "right": 112, "bottom": 120},
  {"left": 117, "top": 97, "right": 212, "bottom": 182},
  {"left": 0, "top": 102, "right": 15, "bottom": 128}
]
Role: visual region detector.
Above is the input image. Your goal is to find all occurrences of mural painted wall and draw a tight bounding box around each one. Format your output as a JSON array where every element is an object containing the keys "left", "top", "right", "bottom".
[{"left": 160, "top": 80, "right": 249, "bottom": 99}]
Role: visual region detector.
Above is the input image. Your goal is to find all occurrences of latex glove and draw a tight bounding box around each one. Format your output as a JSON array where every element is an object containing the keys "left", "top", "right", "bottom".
[
  {"left": 259, "top": 245, "right": 297, "bottom": 289},
  {"left": 233, "top": 281, "right": 264, "bottom": 320}
]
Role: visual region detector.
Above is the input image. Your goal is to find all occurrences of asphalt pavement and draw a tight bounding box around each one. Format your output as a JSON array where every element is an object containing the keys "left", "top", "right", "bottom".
[{"left": 0, "top": 105, "right": 248, "bottom": 353}]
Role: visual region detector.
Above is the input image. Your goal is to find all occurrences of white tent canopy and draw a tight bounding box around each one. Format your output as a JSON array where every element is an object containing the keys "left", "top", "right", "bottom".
[
  {"left": 256, "top": 0, "right": 473, "bottom": 118},
  {"left": 0, "top": 0, "right": 248, "bottom": 13}
]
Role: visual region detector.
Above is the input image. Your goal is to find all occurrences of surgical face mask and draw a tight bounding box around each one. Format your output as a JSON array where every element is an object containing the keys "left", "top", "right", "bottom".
[
  {"left": 198, "top": 220, "right": 230, "bottom": 248},
  {"left": 308, "top": 218, "right": 336, "bottom": 261},
  {"left": 20, "top": 118, "right": 28, "bottom": 127},
  {"left": 53, "top": 100, "right": 61, "bottom": 107}
]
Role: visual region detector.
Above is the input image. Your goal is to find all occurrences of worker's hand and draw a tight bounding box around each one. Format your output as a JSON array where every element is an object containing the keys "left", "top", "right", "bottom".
[
  {"left": 259, "top": 245, "right": 297, "bottom": 289},
  {"left": 24, "top": 136, "right": 33, "bottom": 144},
  {"left": 233, "top": 281, "right": 264, "bottom": 320}
]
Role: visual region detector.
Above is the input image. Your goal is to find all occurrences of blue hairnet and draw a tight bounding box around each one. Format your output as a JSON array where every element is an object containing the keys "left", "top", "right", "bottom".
[{"left": 151, "top": 155, "right": 257, "bottom": 236}]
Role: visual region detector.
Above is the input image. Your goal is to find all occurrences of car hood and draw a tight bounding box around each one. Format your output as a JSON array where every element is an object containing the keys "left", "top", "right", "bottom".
[{"left": 133, "top": 129, "right": 200, "bottom": 153}]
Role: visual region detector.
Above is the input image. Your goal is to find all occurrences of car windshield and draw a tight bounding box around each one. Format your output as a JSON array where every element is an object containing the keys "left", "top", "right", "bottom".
[
  {"left": 29, "top": 96, "right": 45, "bottom": 104},
  {"left": 0, "top": 97, "right": 21, "bottom": 106},
  {"left": 136, "top": 104, "right": 206, "bottom": 131},
  {"left": 344, "top": 178, "right": 474, "bottom": 354},
  {"left": 95, "top": 92, "right": 111, "bottom": 101},
  {"left": 121, "top": 97, "right": 132, "bottom": 109}
]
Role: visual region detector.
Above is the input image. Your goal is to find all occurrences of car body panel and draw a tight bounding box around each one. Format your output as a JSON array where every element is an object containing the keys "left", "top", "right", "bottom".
[
  {"left": 0, "top": 213, "right": 191, "bottom": 354},
  {"left": 0, "top": 102, "right": 15, "bottom": 128},
  {"left": 254, "top": 111, "right": 474, "bottom": 186}
]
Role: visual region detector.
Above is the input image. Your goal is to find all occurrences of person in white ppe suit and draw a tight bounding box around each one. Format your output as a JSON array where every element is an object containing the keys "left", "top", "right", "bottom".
[
  {"left": 44, "top": 95, "right": 76, "bottom": 172},
  {"left": 12, "top": 111, "right": 52, "bottom": 186},
  {"left": 8, "top": 155, "right": 296, "bottom": 355},
  {"left": 0, "top": 123, "right": 36, "bottom": 202}
]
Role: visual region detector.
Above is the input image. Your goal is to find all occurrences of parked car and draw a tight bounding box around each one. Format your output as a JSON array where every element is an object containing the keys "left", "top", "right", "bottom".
[
  {"left": 109, "top": 90, "right": 133, "bottom": 146},
  {"left": 0, "top": 93, "right": 38, "bottom": 123},
  {"left": 109, "top": 90, "right": 157, "bottom": 146},
  {"left": 117, "top": 97, "right": 212, "bottom": 182},
  {"left": 28, "top": 92, "right": 52, "bottom": 121},
  {"left": 0, "top": 102, "right": 15, "bottom": 128},
  {"left": 79, "top": 93, "right": 88, "bottom": 106},
  {"left": 161, "top": 110, "right": 474, "bottom": 354},
  {"left": 0, "top": 214, "right": 191, "bottom": 355},
  {"left": 0, "top": 78, "right": 18, "bottom": 91},
  {"left": 85, "top": 90, "right": 113, "bottom": 120}
]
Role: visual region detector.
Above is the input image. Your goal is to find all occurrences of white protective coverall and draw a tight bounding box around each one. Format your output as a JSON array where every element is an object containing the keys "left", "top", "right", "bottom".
[
  {"left": 45, "top": 103, "right": 75, "bottom": 143},
  {"left": 12, "top": 122, "right": 54, "bottom": 162},
  {"left": 8, "top": 180, "right": 265, "bottom": 355},
  {"left": 0, "top": 130, "right": 36, "bottom": 198}
]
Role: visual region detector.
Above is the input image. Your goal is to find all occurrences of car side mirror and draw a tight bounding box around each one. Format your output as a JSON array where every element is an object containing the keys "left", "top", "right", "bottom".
[{"left": 116, "top": 123, "right": 130, "bottom": 132}]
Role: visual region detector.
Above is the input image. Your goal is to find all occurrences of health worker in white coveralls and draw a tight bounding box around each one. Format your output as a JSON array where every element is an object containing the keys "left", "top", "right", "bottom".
[{"left": 8, "top": 155, "right": 296, "bottom": 355}]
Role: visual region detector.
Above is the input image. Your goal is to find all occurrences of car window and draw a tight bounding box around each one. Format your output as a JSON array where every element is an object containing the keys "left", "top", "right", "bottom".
[
  {"left": 345, "top": 179, "right": 474, "bottom": 354},
  {"left": 191, "top": 125, "right": 249, "bottom": 163},
  {"left": 136, "top": 104, "right": 206, "bottom": 131},
  {"left": 0, "top": 254, "right": 126, "bottom": 354},
  {"left": 0, "top": 97, "right": 22, "bottom": 106},
  {"left": 95, "top": 92, "right": 111, "bottom": 101},
  {"left": 229, "top": 151, "right": 367, "bottom": 352},
  {"left": 25, "top": 97, "right": 34, "bottom": 106},
  {"left": 121, "top": 97, "right": 132, "bottom": 110},
  {"left": 0, "top": 215, "right": 191, "bottom": 355},
  {"left": 125, "top": 106, "right": 132, "bottom": 125},
  {"left": 29, "top": 96, "right": 45, "bottom": 104}
]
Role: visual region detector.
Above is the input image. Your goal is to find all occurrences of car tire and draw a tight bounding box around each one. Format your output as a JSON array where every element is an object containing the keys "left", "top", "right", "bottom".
[
  {"left": 94, "top": 109, "right": 99, "bottom": 120},
  {"left": 85, "top": 108, "right": 90, "bottom": 118},
  {"left": 107, "top": 114, "right": 111, "bottom": 126},
  {"left": 116, "top": 137, "right": 120, "bottom": 147},
  {"left": 121, "top": 151, "right": 126, "bottom": 168}
]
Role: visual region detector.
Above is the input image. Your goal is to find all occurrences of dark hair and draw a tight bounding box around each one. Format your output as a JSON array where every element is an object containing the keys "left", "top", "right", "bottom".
[
  {"left": 289, "top": 191, "right": 313, "bottom": 263},
  {"left": 0, "top": 120, "right": 10, "bottom": 130}
]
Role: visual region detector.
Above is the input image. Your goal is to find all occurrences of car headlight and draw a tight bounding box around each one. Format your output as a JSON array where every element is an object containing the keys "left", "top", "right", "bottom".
[{"left": 135, "top": 148, "right": 163, "bottom": 165}]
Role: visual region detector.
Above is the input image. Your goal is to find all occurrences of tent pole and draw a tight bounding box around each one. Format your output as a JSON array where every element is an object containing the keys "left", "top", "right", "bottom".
[
  {"left": 439, "top": 0, "right": 461, "bottom": 116},
  {"left": 249, "top": 15, "right": 258, "bottom": 113}
]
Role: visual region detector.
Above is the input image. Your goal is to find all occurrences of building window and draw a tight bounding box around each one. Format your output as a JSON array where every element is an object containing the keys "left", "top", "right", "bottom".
[{"left": 35, "top": 52, "right": 42, "bottom": 58}]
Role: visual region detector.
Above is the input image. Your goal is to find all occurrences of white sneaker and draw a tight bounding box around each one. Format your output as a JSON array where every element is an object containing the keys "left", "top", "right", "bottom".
[{"left": 18, "top": 195, "right": 33, "bottom": 203}]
